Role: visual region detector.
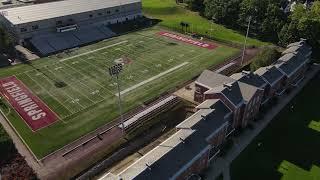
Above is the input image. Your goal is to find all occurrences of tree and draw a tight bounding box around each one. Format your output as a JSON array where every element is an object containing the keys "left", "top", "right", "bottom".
[
  {"left": 250, "top": 46, "right": 280, "bottom": 71},
  {"left": 260, "top": 3, "right": 286, "bottom": 42},
  {"left": 185, "top": 0, "right": 204, "bottom": 11},
  {"left": 203, "top": 0, "right": 241, "bottom": 26},
  {"left": 0, "top": 27, "right": 14, "bottom": 55},
  {"left": 279, "top": 2, "right": 320, "bottom": 47}
]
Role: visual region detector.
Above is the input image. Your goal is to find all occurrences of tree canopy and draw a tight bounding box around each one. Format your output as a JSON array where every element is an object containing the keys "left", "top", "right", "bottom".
[{"left": 185, "top": 0, "right": 320, "bottom": 47}]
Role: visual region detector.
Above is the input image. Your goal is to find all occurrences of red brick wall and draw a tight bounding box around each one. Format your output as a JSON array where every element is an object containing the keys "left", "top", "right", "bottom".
[
  {"left": 208, "top": 125, "right": 228, "bottom": 146},
  {"left": 194, "top": 83, "right": 209, "bottom": 102},
  {"left": 176, "top": 149, "right": 210, "bottom": 180},
  {"left": 288, "top": 65, "right": 306, "bottom": 85},
  {"left": 268, "top": 76, "right": 286, "bottom": 97},
  {"left": 204, "top": 93, "right": 234, "bottom": 110},
  {"left": 241, "top": 89, "right": 263, "bottom": 127}
]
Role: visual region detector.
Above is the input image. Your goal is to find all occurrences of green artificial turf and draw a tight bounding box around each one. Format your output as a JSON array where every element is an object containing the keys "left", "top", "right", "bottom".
[
  {"left": 142, "top": 0, "right": 267, "bottom": 47},
  {"left": 230, "top": 75, "right": 320, "bottom": 180},
  {"left": 0, "top": 28, "right": 239, "bottom": 158}
]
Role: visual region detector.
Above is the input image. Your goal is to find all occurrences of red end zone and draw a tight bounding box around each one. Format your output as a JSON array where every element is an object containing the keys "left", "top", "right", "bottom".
[
  {"left": 158, "top": 31, "right": 218, "bottom": 50},
  {"left": 0, "top": 76, "right": 58, "bottom": 131}
]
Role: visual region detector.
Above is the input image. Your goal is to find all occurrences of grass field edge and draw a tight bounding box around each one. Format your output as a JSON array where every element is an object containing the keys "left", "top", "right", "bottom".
[{"left": 0, "top": 108, "right": 41, "bottom": 162}]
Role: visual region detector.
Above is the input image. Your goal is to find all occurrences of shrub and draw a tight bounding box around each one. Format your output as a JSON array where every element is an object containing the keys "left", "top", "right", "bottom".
[{"left": 250, "top": 46, "right": 281, "bottom": 71}]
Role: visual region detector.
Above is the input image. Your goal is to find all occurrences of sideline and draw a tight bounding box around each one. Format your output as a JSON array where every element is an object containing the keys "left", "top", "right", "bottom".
[{"left": 59, "top": 41, "right": 128, "bottom": 62}]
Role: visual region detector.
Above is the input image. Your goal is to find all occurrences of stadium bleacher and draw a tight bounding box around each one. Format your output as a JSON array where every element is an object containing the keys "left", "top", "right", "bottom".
[
  {"left": 98, "top": 25, "right": 117, "bottom": 37},
  {"left": 29, "top": 25, "right": 116, "bottom": 55},
  {"left": 30, "top": 37, "right": 56, "bottom": 55}
]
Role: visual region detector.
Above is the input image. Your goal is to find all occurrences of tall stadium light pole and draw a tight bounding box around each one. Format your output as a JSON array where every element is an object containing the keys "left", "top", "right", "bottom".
[
  {"left": 241, "top": 16, "right": 252, "bottom": 66},
  {"left": 108, "top": 64, "right": 125, "bottom": 134}
]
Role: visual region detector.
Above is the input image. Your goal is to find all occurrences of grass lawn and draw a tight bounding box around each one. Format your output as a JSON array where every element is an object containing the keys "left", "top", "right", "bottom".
[
  {"left": 230, "top": 74, "right": 320, "bottom": 180},
  {"left": 142, "top": 0, "right": 266, "bottom": 47},
  {"left": 0, "top": 27, "right": 239, "bottom": 159}
]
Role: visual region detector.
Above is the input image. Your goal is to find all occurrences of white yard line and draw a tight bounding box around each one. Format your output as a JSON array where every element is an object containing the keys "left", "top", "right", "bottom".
[
  {"left": 61, "top": 60, "right": 115, "bottom": 95},
  {"left": 23, "top": 73, "right": 72, "bottom": 120},
  {"left": 53, "top": 63, "right": 105, "bottom": 101},
  {"left": 42, "top": 67, "right": 86, "bottom": 109},
  {"left": 59, "top": 41, "right": 128, "bottom": 62},
  {"left": 116, "top": 62, "right": 189, "bottom": 96}
]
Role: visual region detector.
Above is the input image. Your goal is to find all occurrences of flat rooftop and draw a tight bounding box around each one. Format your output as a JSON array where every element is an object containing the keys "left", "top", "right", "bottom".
[{"left": 0, "top": 0, "right": 141, "bottom": 25}]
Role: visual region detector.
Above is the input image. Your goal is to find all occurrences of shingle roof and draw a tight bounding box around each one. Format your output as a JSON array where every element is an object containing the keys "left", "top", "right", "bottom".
[
  {"left": 196, "top": 70, "right": 235, "bottom": 89},
  {"left": 238, "top": 82, "right": 259, "bottom": 102},
  {"left": 255, "top": 65, "right": 284, "bottom": 86},
  {"left": 276, "top": 53, "right": 299, "bottom": 76},
  {"left": 219, "top": 82, "right": 244, "bottom": 106},
  {"left": 2, "top": 0, "right": 141, "bottom": 25},
  {"left": 282, "top": 44, "right": 312, "bottom": 58},
  {"left": 118, "top": 100, "right": 231, "bottom": 180},
  {"left": 230, "top": 71, "right": 267, "bottom": 89},
  {"left": 196, "top": 99, "right": 220, "bottom": 109}
]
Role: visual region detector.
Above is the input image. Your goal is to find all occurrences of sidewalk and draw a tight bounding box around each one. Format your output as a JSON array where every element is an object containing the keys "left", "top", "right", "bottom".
[{"left": 204, "top": 64, "right": 320, "bottom": 180}]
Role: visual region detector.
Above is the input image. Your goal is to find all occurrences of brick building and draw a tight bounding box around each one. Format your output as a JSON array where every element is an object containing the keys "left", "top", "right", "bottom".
[
  {"left": 231, "top": 71, "right": 270, "bottom": 105},
  {"left": 101, "top": 40, "right": 313, "bottom": 180},
  {"left": 275, "top": 39, "right": 312, "bottom": 89},
  {"left": 194, "top": 71, "right": 263, "bottom": 128},
  {"left": 114, "top": 100, "right": 232, "bottom": 180},
  {"left": 255, "top": 65, "right": 286, "bottom": 97}
]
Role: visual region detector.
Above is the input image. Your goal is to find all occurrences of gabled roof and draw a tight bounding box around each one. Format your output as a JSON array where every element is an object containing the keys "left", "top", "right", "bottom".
[
  {"left": 238, "top": 82, "right": 260, "bottom": 102},
  {"left": 196, "top": 70, "right": 235, "bottom": 89},
  {"left": 255, "top": 65, "right": 284, "bottom": 86},
  {"left": 219, "top": 82, "right": 244, "bottom": 105},
  {"left": 231, "top": 71, "right": 267, "bottom": 89},
  {"left": 206, "top": 80, "right": 259, "bottom": 106},
  {"left": 196, "top": 99, "right": 220, "bottom": 109},
  {"left": 118, "top": 100, "right": 232, "bottom": 180},
  {"left": 275, "top": 53, "right": 304, "bottom": 77}
]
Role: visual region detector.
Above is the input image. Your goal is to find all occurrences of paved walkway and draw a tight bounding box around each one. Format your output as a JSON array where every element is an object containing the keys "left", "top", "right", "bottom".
[
  {"left": 204, "top": 64, "right": 320, "bottom": 180},
  {"left": 0, "top": 110, "right": 43, "bottom": 175}
]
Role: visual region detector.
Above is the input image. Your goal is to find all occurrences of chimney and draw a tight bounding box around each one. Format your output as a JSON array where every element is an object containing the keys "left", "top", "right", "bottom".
[
  {"left": 146, "top": 163, "right": 152, "bottom": 170},
  {"left": 223, "top": 83, "right": 232, "bottom": 91},
  {"left": 242, "top": 70, "right": 250, "bottom": 78},
  {"left": 242, "top": 71, "right": 250, "bottom": 75}
]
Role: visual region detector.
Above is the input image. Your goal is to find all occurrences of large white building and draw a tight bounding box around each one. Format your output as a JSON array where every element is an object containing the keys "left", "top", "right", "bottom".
[{"left": 0, "top": 0, "right": 142, "bottom": 55}]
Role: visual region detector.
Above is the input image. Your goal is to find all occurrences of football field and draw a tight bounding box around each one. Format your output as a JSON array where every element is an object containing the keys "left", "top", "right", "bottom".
[{"left": 0, "top": 27, "right": 239, "bottom": 158}]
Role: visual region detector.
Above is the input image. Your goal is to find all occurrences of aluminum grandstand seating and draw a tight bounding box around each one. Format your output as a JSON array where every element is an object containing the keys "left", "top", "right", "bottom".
[
  {"left": 98, "top": 26, "right": 117, "bottom": 37},
  {"left": 29, "top": 26, "right": 116, "bottom": 55},
  {"left": 119, "top": 96, "right": 180, "bottom": 130},
  {"left": 73, "top": 28, "right": 107, "bottom": 44},
  {"left": 30, "top": 37, "right": 56, "bottom": 55}
]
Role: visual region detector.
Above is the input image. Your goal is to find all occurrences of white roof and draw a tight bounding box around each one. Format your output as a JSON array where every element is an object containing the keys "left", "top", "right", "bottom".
[{"left": 1, "top": 0, "right": 141, "bottom": 25}]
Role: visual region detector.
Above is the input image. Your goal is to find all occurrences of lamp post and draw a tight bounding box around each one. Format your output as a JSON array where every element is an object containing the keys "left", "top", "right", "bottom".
[
  {"left": 108, "top": 63, "right": 125, "bottom": 134},
  {"left": 240, "top": 16, "right": 252, "bottom": 66}
]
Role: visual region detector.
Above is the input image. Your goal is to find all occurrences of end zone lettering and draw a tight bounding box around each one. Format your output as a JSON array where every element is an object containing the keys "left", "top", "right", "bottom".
[
  {"left": 0, "top": 76, "right": 58, "bottom": 131},
  {"left": 158, "top": 31, "right": 218, "bottom": 50}
]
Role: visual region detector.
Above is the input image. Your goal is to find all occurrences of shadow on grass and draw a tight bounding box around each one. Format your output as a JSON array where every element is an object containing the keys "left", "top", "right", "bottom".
[
  {"left": 230, "top": 75, "right": 320, "bottom": 180},
  {"left": 278, "top": 160, "right": 320, "bottom": 180}
]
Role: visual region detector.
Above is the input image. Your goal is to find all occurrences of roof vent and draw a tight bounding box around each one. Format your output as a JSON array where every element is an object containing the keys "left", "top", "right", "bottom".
[{"left": 179, "top": 137, "right": 185, "bottom": 143}]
